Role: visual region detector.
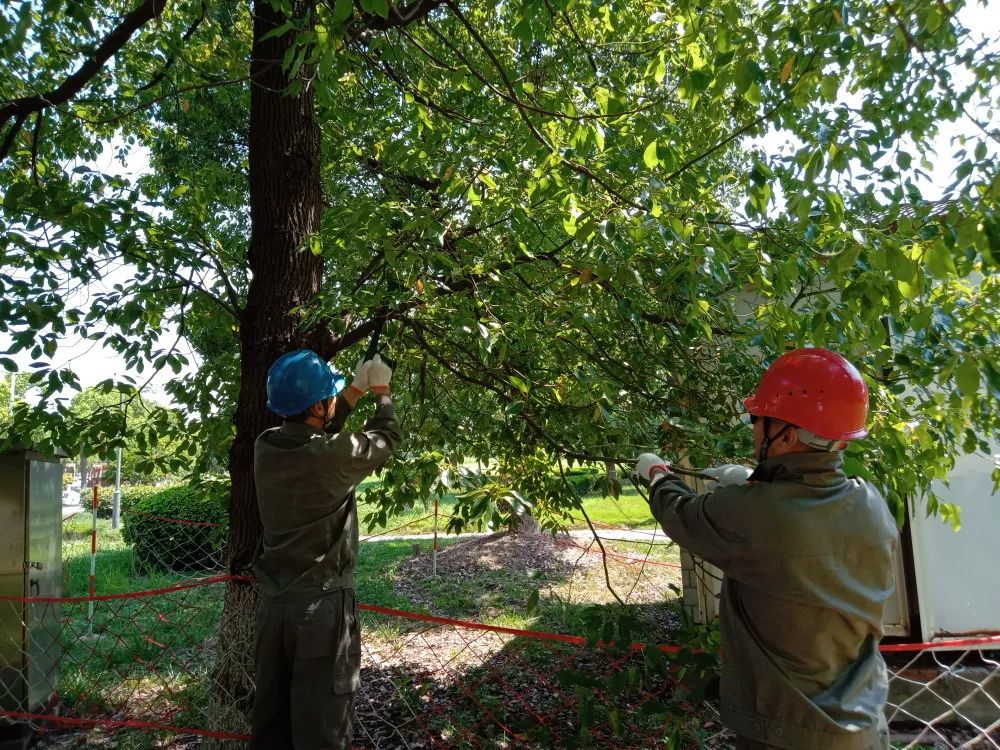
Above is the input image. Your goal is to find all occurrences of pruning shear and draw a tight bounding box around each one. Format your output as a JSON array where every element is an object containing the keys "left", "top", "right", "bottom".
[{"left": 364, "top": 320, "right": 396, "bottom": 369}]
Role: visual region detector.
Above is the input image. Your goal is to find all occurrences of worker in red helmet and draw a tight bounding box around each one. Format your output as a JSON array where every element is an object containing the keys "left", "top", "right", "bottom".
[{"left": 636, "top": 348, "right": 898, "bottom": 750}]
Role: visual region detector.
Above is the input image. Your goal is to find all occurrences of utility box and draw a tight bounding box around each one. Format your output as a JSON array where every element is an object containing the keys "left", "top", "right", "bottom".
[{"left": 0, "top": 448, "right": 63, "bottom": 746}]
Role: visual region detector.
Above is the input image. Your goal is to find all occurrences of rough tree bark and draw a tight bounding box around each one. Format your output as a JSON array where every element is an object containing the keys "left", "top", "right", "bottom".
[
  {"left": 201, "top": 3, "right": 443, "bottom": 741},
  {"left": 206, "top": 0, "right": 323, "bottom": 742}
]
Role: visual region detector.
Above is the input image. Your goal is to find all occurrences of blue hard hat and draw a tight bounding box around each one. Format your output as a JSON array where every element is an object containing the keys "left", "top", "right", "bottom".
[{"left": 266, "top": 349, "right": 346, "bottom": 417}]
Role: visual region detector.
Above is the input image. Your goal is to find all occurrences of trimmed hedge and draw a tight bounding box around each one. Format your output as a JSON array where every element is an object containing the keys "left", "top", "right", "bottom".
[
  {"left": 122, "top": 484, "right": 228, "bottom": 573},
  {"left": 562, "top": 467, "right": 603, "bottom": 495},
  {"left": 91, "top": 483, "right": 161, "bottom": 519}
]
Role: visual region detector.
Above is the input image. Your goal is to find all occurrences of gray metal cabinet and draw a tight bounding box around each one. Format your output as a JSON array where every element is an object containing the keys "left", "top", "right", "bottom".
[{"left": 0, "top": 448, "right": 62, "bottom": 723}]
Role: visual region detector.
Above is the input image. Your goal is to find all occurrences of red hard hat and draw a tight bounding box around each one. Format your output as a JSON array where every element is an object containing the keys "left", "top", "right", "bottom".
[{"left": 744, "top": 348, "right": 869, "bottom": 441}]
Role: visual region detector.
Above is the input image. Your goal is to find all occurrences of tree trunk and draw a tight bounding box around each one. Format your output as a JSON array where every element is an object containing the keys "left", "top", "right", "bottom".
[
  {"left": 511, "top": 510, "right": 541, "bottom": 535},
  {"left": 207, "top": 0, "right": 323, "bottom": 743}
]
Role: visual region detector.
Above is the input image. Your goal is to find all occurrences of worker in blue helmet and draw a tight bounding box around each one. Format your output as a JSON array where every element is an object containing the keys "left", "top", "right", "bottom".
[{"left": 251, "top": 349, "right": 402, "bottom": 750}]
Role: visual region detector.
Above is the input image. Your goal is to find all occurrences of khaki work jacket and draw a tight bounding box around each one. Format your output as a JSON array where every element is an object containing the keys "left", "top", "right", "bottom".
[
  {"left": 253, "top": 394, "right": 403, "bottom": 601},
  {"left": 649, "top": 452, "right": 898, "bottom": 750}
]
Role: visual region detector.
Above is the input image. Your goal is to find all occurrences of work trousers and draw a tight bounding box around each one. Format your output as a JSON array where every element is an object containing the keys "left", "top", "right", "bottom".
[{"left": 251, "top": 589, "right": 361, "bottom": 750}]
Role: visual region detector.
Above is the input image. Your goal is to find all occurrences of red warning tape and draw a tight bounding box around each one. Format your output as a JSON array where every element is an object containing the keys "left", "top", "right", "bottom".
[
  {"left": 0, "top": 709, "right": 251, "bottom": 741},
  {"left": 880, "top": 633, "right": 1000, "bottom": 652},
  {"left": 358, "top": 601, "right": 682, "bottom": 654},
  {"left": 0, "top": 574, "right": 242, "bottom": 603}
]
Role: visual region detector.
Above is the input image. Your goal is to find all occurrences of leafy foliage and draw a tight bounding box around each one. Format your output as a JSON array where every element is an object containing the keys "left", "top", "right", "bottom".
[{"left": 1, "top": 2, "right": 998, "bottom": 530}]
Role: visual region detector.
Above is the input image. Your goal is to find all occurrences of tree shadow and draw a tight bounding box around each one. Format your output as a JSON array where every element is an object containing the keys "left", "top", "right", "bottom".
[
  {"left": 353, "top": 624, "right": 722, "bottom": 750},
  {"left": 353, "top": 532, "right": 718, "bottom": 748}
]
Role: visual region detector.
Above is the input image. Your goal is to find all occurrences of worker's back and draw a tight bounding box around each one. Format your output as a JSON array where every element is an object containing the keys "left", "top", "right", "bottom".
[
  {"left": 649, "top": 451, "right": 898, "bottom": 749},
  {"left": 253, "top": 395, "right": 403, "bottom": 601}
]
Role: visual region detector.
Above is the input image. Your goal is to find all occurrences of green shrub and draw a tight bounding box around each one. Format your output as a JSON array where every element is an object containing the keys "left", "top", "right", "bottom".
[
  {"left": 561, "top": 467, "right": 602, "bottom": 495},
  {"left": 122, "top": 484, "right": 228, "bottom": 573}
]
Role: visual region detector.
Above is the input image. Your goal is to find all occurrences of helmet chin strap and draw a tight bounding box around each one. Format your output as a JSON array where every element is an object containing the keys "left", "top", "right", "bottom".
[{"left": 758, "top": 417, "right": 792, "bottom": 463}]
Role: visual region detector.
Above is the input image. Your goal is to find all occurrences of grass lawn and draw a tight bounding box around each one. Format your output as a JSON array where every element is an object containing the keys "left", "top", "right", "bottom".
[
  {"left": 55, "top": 498, "right": 676, "bottom": 748},
  {"left": 57, "top": 513, "right": 223, "bottom": 749},
  {"left": 357, "top": 483, "right": 658, "bottom": 538}
]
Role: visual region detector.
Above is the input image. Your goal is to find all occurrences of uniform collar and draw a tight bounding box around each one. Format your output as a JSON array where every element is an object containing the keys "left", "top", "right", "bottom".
[
  {"left": 279, "top": 422, "right": 325, "bottom": 437},
  {"left": 749, "top": 451, "right": 847, "bottom": 487}
]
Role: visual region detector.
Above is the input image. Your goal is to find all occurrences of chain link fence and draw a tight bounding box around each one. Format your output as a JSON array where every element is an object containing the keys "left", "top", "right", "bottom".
[{"left": 0, "top": 506, "right": 993, "bottom": 748}]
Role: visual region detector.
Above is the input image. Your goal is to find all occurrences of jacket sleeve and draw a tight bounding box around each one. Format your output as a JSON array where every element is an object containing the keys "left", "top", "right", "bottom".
[
  {"left": 647, "top": 475, "right": 753, "bottom": 572},
  {"left": 347, "top": 394, "right": 403, "bottom": 473}
]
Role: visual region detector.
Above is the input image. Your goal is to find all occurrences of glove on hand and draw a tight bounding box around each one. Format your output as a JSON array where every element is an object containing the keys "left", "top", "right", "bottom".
[
  {"left": 702, "top": 464, "right": 752, "bottom": 487},
  {"left": 349, "top": 358, "right": 370, "bottom": 393},
  {"left": 367, "top": 354, "right": 393, "bottom": 391},
  {"left": 635, "top": 453, "right": 671, "bottom": 486}
]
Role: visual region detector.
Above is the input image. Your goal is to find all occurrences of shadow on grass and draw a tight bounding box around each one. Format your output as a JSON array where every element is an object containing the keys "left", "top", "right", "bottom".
[{"left": 353, "top": 625, "right": 721, "bottom": 750}]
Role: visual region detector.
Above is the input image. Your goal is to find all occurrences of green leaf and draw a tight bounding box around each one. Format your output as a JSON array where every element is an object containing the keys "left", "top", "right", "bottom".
[
  {"left": 333, "top": 0, "right": 354, "bottom": 22},
  {"left": 734, "top": 59, "right": 759, "bottom": 94},
  {"left": 653, "top": 52, "right": 666, "bottom": 85},
  {"left": 897, "top": 278, "right": 919, "bottom": 300},
  {"left": 887, "top": 247, "right": 916, "bottom": 282},
  {"left": 259, "top": 18, "right": 298, "bottom": 43},
  {"left": 955, "top": 358, "right": 980, "bottom": 397},
  {"left": 924, "top": 242, "right": 956, "bottom": 280},
  {"left": 820, "top": 75, "right": 839, "bottom": 101},
  {"left": 509, "top": 375, "right": 530, "bottom": 394},
  {"left": 171, "top": 184, "right": 189, "bottom": 197},
  {"left": 360, "top": 0, "right": 389, "bottom": 19},
  {"left": 526, "top": 588, "right": 539, "bottom": 614},
  {"left": 643, "top": 140, "right": 659, "bottom": 169}
]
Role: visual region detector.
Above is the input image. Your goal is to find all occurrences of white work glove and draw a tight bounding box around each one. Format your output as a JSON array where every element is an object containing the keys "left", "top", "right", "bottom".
[
  {"left": 702, "top": 464, "right": 752, "bottom": 487},
  {"left": 635, "top": 452, "right": 671, "bottom": 487},
  {"left": 367, "top": 354, "right": 393, "bottom": 392},
  {"left": 348, "top": 358, "right": 370, "bottom": 394}
]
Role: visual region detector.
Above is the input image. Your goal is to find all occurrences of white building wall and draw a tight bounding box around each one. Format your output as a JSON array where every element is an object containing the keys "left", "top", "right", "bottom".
[{"left": 909, "top": 446, "right": 1000, "bottom": 639}]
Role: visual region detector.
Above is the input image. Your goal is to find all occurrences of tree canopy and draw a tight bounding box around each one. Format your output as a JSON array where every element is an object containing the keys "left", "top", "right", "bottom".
[{"left": 1, "top": 0, "right": 998, "bottom": 533}]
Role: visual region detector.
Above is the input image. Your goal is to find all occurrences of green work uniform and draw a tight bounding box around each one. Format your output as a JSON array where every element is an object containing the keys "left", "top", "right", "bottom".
[
  {"left": 251, "top": 394, "right": 402, "bottom": 750},
  {"left": 648, "top": 452, "right": 898, "bottom": 750}
]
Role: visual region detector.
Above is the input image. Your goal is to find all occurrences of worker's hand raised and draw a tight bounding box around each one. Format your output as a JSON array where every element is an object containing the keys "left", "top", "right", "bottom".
[
  {"left": 350, "top": 358, "right": 371, "bottom": 393},
  {"left": 702, "top": 464, "right": 752, "bottom": 488},
  {"left": 635, "top": 453, "right": 671, "bottom": 487},
  {"left": 367, "top": 354, "right": 393, "bottom": 393}
]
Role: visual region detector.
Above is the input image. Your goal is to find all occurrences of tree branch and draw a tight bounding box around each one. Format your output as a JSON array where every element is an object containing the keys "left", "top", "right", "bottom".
[
  {"left": 348, "top": 0, "right": 444, "bottom": 36},
  {"left": 361, "top": 156, "right": 441, "bottom": 191},
  {"left": 81, "top": 76, "right": 250, "bottom": 127},
  {"left": 136, "top": 0, "right": 207, "bottom": 92},
  {"left": 0, "top": 0, "right": 171, "bottom": 162},
  {"left": 442, "top": 0, "right": 644, "bottom": 211}
]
